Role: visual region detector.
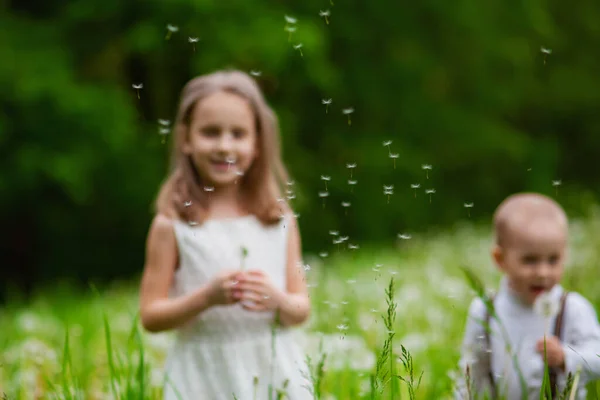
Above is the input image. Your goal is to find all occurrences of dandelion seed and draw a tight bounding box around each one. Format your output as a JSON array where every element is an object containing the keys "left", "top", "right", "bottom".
[
  {"left": 132, "top": 83, "right": 143, "bottom": 99},
  {"left": 284, "top": 15, "right": 297, "bottom": 24},
  {"left": 348, "top": 244, "right": 359, "bottom": 250},
  {"left": 410, "top": 183, "right": 420, "bottom": 198},
  {"left": 318, "top": 191, "right": 329, "bottom": 209},
  {"left": 341, "top": 301, "right": 349, "bottom": 305},
  {"left": 329, "top": 230, "right": 339, "bottom": 236},
  {"left": 184, "top": 200, "right": 192, "bottom": 207},
  {"left": 341, "top": 201, "right": 351, "bottom": 215},
  {"left": 346, "top": 162, "right": 357, "bottom": 177},
  {"left": 540, "top": 46, "right": 552, "bottom": 65},
  {"left": 293, "top": 43, "right": 303, "bottom": 57},
  {"left": 319, "top": 9, "right": 331, "bottom": 24},
  {"left": 422, "top": 164, "right": 432, "bottom": 179},
  {"left": 552, "top": 180, "right": 562, "bottom": 196},
  {"left": 425, "top": 188, "right": 436, "bottom": 203},
  {"left": 158, "top": 127, "right": 170, "bottom": 144},
  {"left": 384, "top": 185, "right": 394, "bottom": 204},
  {"left": 303, "top": 264, "right": 311, "bottom": 271},
  {"left": 276, "top": 197, "right": 285, "bottom": 203},
  {"left": 464, "top": 202, "right": 474, "bottom": 217},
  {"left": 321, "top": 98, "right": 332, "bottom": 113},
  {"left": 320, "top": 175, "right": 331, "bottom": 190},
  {"left": 165, "top": 24, "right": 179, "bottom": 40},
  {"left": 337, "top": 324, "right": 349, "bottom": 331},
  {"left": 250, "top": 70, "right": 262, "bottom": 77},
  {"left": 389, "top": 153, "right": 399, "bottom": 169},
  {"left": 348, "top": 179, "right": 357, "bottom": 193},
  {"left": 287, "top": 194, "right": 296, "bottom": 200},
  {"left": 188, "top": 37, "right": 199, "bottom": 52},
  {"left": 342, "top": 107, "right": 354, "bottom": 125},
  {"left": 286, "top": 180, "right": 295, "bottom": 186},
  {"left": 284, "top": 25, "right": 297, "bottom": 42},
  {"left": 370, "top": 308, "right": 378, "bottom": 313},
  {"left": 158, "top": 119, "right": 171, "bottom": 126},
  {"left": 398, "top": 233, "right": 411, "bottom": 240},
  {"left": 204, "top": 186, "right": 214, "bottom": 192},
  {"left": 225, "top": 156, "right": 236, "bottom": 171},
  {"left": 319, "top": 252, "right": 329, "bottom": 258},
  {"left": 383, "top": 140, "right": 393, "bottom": 155},
  {"left": 339, "top": 236, "right": 349, "bottom": 242},
  {"left": 188, "top": 221, "right": 198, "bottom": 226}
]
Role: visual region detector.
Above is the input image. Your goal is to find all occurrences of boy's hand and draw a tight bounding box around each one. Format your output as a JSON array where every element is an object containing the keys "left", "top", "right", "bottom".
[{"left": 536, "top": 336, "right": 565, "bottom": 369}]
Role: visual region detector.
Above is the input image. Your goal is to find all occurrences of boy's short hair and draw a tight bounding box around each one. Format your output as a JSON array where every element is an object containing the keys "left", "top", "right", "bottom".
[{"left": 493, "top": 192, "right": 568, "bottom": 247}]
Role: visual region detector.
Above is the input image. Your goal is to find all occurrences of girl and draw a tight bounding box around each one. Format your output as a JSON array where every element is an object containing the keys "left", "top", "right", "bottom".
[{"left": 139, "top": 70, "right": 312, "bottom": 399}]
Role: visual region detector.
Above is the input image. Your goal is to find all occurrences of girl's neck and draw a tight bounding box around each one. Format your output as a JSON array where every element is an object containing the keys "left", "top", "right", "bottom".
[{"left": 205, "top": 185, "right": 248, "bottom": 218}]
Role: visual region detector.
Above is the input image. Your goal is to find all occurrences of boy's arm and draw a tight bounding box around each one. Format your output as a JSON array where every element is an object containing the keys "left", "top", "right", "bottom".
[
  {"left": 562, "top": 293, "right": 600, "bottom": 383},
  {"left": 453, "top": 298, "right": 492, "bottom": 400}
]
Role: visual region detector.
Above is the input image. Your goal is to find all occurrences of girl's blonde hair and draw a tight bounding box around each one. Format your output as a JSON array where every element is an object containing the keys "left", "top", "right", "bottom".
[{"left": 155, "top": 69, "right": 290, "bottom": 225}]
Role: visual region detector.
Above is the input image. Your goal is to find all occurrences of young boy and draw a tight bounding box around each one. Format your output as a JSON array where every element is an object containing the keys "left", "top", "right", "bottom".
[{"left": 454, "top": 193, "right": 600, "bottom": 399}]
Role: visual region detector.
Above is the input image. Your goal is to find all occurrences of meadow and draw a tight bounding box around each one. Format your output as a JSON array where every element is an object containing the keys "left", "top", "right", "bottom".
[{"left": 2, "top": 208, "right": 600, "bottom": 399}]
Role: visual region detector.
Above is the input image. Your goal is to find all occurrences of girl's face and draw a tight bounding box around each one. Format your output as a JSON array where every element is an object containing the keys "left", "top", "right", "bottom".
[{"left": 183, "top": 91, "right": 258, "bottom": 188}]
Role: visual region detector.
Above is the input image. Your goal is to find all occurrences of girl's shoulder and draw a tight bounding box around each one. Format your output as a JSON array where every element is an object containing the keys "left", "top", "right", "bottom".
[{"left": 149, "top": 213, "right": 176, "bottom": 235}]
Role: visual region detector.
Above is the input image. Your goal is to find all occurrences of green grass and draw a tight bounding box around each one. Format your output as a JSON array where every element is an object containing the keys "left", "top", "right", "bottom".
[{"left": 2, "top": 213, "right": 600, "bottom": 399}]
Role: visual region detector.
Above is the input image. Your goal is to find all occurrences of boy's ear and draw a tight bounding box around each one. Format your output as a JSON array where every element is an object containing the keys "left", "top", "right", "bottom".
[{"left": 492, "top": 245, "right": 504, "bottom": 270}]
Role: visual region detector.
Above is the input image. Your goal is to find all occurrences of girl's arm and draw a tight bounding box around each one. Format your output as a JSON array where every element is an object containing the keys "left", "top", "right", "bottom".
[
  {"left": 562, "top": 293, "right": 600, "bottom": 383},
  {"left": 277, "top": 214, "right": 310, "bottom": 327},
  {"left": 453, "top": 298, "right": 493, "bottom": 400},
  {"left": 139, "top": 214, "right": 215, "bottom": 333}
]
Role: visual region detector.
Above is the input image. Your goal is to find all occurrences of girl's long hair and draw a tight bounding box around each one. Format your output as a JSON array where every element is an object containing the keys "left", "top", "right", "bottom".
[{"left": 154, "top": 69, "right": 290, "bottom": 225}]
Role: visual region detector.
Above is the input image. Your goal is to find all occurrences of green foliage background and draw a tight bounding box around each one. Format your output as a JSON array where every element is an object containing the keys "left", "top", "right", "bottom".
[{"left": 2, "top": 0, "right": 600, "bottom": 293}]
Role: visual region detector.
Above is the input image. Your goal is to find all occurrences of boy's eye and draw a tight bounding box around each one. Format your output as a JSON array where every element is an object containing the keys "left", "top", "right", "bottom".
[
  {"left": 548, "top": 255, "right": 560, "bottom": 265},
  {"left": 522, "top": 255, "right": 538, "bottom": 264}
]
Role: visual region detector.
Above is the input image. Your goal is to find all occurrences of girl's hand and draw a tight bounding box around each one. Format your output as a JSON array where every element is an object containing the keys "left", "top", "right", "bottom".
[
  {"left": 205, "top": 270, "right": 243, "bottom": 307},
  {"left": 235, "top": 269, "right": 284, "bottom": 312}
]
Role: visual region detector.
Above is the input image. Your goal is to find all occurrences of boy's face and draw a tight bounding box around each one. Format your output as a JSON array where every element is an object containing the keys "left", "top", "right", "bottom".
[{"left": 493, "top": 220, "right": 567, "bottom": 305}]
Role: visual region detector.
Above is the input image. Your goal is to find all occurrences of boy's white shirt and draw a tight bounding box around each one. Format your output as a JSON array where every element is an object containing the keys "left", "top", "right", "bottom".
[{"left": 454, "top": 277, "right": 600, "bottom": 400}]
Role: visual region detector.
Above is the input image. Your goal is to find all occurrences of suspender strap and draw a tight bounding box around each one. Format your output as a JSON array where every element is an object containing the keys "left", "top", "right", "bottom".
[
  {"left": 484, "top": 291, "right": 569, "bottom": 400},
  {"left": 549, "top": 292, "right": 569, "bottom": 399}
]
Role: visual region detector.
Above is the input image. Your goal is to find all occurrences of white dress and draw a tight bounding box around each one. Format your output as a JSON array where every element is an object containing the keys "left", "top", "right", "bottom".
[{"left": 163, "top": 215, "right": 313, "bottom": 400}]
